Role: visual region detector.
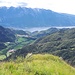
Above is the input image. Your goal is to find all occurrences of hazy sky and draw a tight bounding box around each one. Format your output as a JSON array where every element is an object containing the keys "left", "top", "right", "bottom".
[{"left": 0, "top": 0, "right": 75, "bottom": 15}]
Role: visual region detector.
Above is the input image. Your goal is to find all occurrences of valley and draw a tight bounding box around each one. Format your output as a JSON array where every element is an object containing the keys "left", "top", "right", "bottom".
[
  {"left": 0, "top": 0, "right": 75, "bottom": 75},
  {"left": 3, "top": 27, "right": 75, "bottom": 67},
  {"left": 0, "top": 6, "right": 75, "bottom": 75},
  {"left": 0, "top": 26, "right": 75, "bottom": 75},
  {"left": 0, "top": 26, "right": 36, "bottom": 60}
]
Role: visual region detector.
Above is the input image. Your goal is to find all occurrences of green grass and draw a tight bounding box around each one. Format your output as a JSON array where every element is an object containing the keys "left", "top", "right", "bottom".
[
  {"left": 17, "top": 37, "right": 27, "bottom": 42},
  {"left": 0, "top": 55, "right": 6, "bottom": 60},
  {"left": 0, "top": 54, "right": 75, "bottom": 75}
]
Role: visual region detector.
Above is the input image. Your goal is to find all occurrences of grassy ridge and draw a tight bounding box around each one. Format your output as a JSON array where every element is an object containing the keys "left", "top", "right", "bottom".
[{"left": 0, "top": 54, "right": 75, "bottom": 75}]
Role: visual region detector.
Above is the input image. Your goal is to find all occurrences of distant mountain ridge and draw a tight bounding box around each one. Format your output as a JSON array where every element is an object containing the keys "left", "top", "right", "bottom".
[{"left": 0, "top": 7, "right": 75, "bottom": 28}]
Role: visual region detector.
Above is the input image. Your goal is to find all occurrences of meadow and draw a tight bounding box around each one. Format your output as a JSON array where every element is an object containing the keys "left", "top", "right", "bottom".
[{"left": 0, "top": 54, "right": 75, "bottom": 75}]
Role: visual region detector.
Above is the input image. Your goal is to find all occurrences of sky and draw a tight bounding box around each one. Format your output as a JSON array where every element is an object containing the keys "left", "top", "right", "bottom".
[{"left": 0, "top": 0, "right": 75, "bottom": 15}]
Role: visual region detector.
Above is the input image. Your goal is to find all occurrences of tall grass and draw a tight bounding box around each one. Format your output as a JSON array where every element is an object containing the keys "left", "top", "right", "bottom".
[{"left": 0, "top": 54, "right": 75, "bottom": 75}]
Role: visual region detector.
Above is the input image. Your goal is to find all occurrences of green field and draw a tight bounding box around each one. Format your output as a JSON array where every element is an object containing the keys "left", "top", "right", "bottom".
[
  {"left": 0, "top": 37, "right": 35, "bottom": 60},
  {"left": 0, "top": 54, "right": 75, "bottom": 75}
]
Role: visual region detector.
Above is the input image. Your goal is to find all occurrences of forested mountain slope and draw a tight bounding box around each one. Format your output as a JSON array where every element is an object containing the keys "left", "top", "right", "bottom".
[
  {"left": 9, "top": 28, "right": 75, "bottom": 66},
  {"left": 0, "top": 26, "right": 16, "bottom": 50}
]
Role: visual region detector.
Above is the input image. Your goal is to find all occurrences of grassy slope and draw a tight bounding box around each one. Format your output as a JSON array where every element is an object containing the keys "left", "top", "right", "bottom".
[{"left": 0, "top": 54, "right": 75, "bottom": 75}]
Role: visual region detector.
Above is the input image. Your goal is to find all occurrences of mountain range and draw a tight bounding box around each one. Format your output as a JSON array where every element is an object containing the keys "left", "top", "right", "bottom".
[{"left": 0, "top": 7, "right": 75, "bottom": 28}]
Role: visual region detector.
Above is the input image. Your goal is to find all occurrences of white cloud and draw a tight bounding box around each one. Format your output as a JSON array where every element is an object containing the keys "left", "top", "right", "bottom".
[
  {"left": 0, "top": 0, "right": 75, "bottom": 14},
  {"left": 0, "top": 0, "right": 28, "bottom": 7},
  {"left": 26, "top": 0, "right": 75, "bottom": 14}
]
